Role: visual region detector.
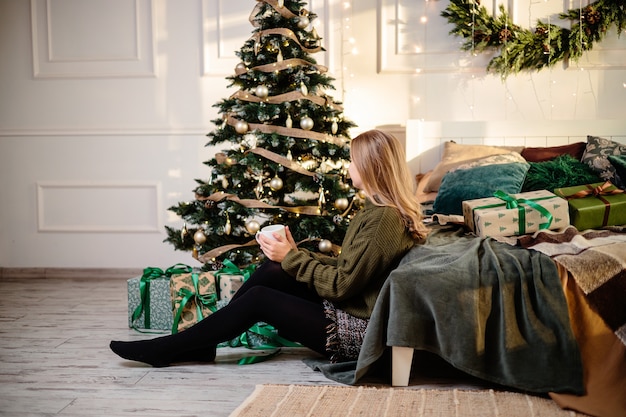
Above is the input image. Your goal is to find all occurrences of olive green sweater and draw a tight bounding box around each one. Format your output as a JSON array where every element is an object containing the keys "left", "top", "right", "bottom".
[{"left": 281, "top": 199, "right": 419, "bottom": 319}]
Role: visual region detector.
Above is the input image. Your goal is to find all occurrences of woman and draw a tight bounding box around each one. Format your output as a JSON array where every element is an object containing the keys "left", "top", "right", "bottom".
[{"left": 110, "top": 129, "right": 430, "bottom": 366}]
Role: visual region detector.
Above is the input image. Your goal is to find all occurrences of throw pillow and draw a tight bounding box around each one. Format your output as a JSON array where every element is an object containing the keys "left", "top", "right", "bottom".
[
  {"left": 581, "top": 136, "right": 626, "bottom": 189},
  {"left": 608, "top": 155, "right": 626, "bottom": 187},
  {"left": 453, "top": 152, "right": 526, "bottom": 171},
  {"left": 432, "top": 162, "right": 530, "bottom": 215},
  {"left": 521, "top": 142, "right": 586, "bottom": 162},
  {"left": 521, "top": 154, "right": 601, "bottom": 192},
  {"left": 423, "top": 141, "right": 524, "bottom": 193}
]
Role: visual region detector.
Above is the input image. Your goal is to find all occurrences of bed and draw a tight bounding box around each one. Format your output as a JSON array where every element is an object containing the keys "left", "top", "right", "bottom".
[{"left": 310, "top": 124, "right": 626, "bottom": 417}]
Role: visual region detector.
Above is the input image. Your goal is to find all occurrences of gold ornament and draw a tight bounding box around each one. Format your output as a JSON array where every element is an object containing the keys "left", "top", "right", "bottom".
[
  {"left": 255, "top": 176, "right": 264, "bottom": 199},
  {"left": 193, "top": 229, "right": 206, "bottom": 244},
  {"left": 270, "top": 176, "right": 284, "bottom": 191},
  {"left": 181, "top": 222, "right": 189, "bottom": 240},
  {"left": 300, "top": 82, "right": 308, "bottom": 96},
  {"left": 334, "top": 197, "right": 349, "bottom": 211},
  {"left": 357, "top": 189, "right": 367, "bottom": 199},
  {"left": 225, "top": 156, "right": 237, "bottom": 166},
  {"left": 224, "top": 214, "right": 232, "bottom": 235},
  {"left": 234, "top": 120, "right": 249, "bottom": 134},
  {"left": 318, "top": 239, "right": 332, "bottom": 253},
  {"left": 276, "top": 50, "right": 283, "bottom": 62},
  {"left": 300, "top": 116, "right": 314, "bottom": 131},
  {"left": 245, "top": 219, "right": 261, "bottom": 234},
  {"left": 285, "top": 114, "right": 293, "bottom": 128},
  {"left": 318, "top": 186, "right": 326, "bottom": 208},
  {"left": 331, "top": 119, "right": 338, "bottom": 134},
  {"left": 255, "top": 85, "right": 269, "bottom": 98}
]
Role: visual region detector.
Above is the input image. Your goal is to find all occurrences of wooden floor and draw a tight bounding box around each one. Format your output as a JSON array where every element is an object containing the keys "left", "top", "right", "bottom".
[{"left": 0, "top": 277, "right": 486, "bottom": 417}]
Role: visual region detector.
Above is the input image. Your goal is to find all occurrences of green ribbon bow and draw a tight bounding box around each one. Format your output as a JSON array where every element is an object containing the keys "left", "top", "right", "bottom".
[
  {"left": 493, "top": 190, "right": 553, "bottom": 235},
  {"left": 230, "top": 323, "right": 301, "bottom": 365},
  {"left": 131, "top": 263, "right": 192, "bottom": 331},
  {"left": 171, "top": 272, "right": 218, "bottom": 334}
]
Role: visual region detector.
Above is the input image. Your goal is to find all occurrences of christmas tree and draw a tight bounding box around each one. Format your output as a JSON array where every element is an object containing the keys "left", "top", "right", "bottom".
[{"left": 165, "top": 0, "right": 358, "bottom": 268}]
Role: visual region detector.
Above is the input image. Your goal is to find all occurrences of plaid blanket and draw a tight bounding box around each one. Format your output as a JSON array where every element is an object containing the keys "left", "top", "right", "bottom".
[{"left": 517, "top": 226, "right": 626, "bottom": 346}]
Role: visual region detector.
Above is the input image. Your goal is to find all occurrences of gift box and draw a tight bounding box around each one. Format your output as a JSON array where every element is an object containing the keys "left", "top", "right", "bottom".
[
  {"left": 214, "top": 260, "right": 256, "bottom": 302},
  {"left": 170, "top": 271, "right": 218, "bottom": 333},
  {"left": 128, "top": 264, "right": 192, "bottom": 332},
  {"left": 554, "top": 181, "right": 626, "bottom": 231},
  {"left": 463, "top": 190, "right": 570, "bottom": 238}
]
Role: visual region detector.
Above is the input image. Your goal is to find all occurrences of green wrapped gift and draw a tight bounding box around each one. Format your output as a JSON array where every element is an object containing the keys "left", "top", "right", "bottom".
[
  {"left": 128, "top": 264, "right": 192, "bottom": 332},
  {"left": 554, "top": 181, "right": 626, "bottom": 231}
]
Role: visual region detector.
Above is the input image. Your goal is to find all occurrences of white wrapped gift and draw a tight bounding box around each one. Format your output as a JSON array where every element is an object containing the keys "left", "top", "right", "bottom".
[{"left": 462, "top": 190, "right": 570, "bottom": 238}]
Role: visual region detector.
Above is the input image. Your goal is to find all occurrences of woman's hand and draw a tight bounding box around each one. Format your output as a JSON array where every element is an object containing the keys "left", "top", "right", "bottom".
[{"left": 257, "top": 226, "right": 298, "bottom": 262}]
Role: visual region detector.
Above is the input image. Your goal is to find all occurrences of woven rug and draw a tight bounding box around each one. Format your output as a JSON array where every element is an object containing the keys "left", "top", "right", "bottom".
[{"left": 230, "top": 384, "right": 590, "bottom": 417}]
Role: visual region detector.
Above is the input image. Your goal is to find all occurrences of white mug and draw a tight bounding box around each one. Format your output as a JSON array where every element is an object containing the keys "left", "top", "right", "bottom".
[{"left": 256, "top": 224, "right": 286, "bottom": 241}]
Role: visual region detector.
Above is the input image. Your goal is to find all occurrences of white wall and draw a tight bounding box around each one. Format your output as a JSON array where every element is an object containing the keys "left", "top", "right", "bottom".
[{"left": 1, "top": 0, "right": 625, "bottom": 270}]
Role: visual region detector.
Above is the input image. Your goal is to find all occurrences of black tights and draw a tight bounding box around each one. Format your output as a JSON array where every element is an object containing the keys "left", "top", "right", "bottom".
[{"left": 110, "top": 261, "right": 332, "bottom": 366}]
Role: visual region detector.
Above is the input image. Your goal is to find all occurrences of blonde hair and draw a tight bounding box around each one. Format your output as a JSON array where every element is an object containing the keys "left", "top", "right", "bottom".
[{"left": 350, "top": 129, "right": 429, "bottom": 240}]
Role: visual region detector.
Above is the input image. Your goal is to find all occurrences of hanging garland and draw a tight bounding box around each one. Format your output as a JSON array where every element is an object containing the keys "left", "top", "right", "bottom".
[{"left": 441, "top": 0, "right": 626, "bottom": 78}]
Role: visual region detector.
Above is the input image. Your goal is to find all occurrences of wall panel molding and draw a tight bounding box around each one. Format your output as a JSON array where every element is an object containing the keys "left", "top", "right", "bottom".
[
  {"left": 36, "top": 181, "right": 162, "bottom": 232},
  {"left": 0, "top": 127, "right": 208, "bottom": 137},
  {"left": 377, "top": 0, "right": 626, "bottom": 75},
  {"left": 30, "top": 0, "right": 156, "bottom": 78},
  {"left": 377, "top": 0, "right": 491, "bottom": 74}
]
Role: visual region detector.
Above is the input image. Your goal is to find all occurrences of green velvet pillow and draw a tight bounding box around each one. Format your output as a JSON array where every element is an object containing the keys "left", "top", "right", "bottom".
[
  {"left": 521, "top": 154, "right": 601, "bottom": 192},
  {"left": 432, "top": 162, "right": 530, "bottom": 215},
  {"left": 608, "top": 155, "right": 626, "bottom": 189}
]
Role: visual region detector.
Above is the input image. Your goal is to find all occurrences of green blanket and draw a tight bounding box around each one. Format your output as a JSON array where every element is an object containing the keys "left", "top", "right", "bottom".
[{"left": 308, "top": 226, "right": 584, "bottom": 394}]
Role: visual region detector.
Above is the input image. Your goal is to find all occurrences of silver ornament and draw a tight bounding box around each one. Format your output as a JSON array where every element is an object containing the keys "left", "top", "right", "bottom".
[
  {"left": 285, "top": 114, "right": 293, "bottom": 128},
  {"left": 300, "top": 116, "right": 314, "bottom": 131},
  {"left": 331, "top": 119, "right": 338, "bottom": 134},
  {"left": 235, "top": 120, "right": 249, "bottom": 134},
  {"left": 319, "top": 239, "right": 332, "bottom": 253},
  {"left": 246, "top": 219, "right": 260, "bottom": 234},
  {"left": 270, "top": 176, "right": 284, "bottom": 191},
  {"left": 297, "top": 16, "right": 310, "bottom": 29},
  {"left": 255, "top": 85, "right": 269, "bottom": 98},
  {"left": 193, "top": 229, "right": 207, "bottom": 244}
]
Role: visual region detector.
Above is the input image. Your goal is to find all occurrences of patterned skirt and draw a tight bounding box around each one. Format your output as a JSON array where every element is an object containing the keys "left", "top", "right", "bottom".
[{"left": 323, "top": 300, "right": 369, "bottom": 363}]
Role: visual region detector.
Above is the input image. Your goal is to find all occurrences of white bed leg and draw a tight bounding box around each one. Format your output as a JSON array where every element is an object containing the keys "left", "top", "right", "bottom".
[{"left": 391, "top": 346, "right": 413, "bottom": 387}]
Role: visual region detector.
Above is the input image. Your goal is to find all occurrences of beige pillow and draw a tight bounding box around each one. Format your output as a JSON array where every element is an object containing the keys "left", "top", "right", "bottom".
[
  {"left": 452, "top": 152, "right": 526, "bottom": 171},
  {"left": 415, "top": 171, "right": 438, "bottom": 203},
  {"left": 423, "top": 142, "right": 524, "bottom": 192}
]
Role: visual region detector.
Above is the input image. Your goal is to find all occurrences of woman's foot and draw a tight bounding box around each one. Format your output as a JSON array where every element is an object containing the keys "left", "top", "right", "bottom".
[{"left": 110, "top": 339, "right": 216, "bottom": 367}]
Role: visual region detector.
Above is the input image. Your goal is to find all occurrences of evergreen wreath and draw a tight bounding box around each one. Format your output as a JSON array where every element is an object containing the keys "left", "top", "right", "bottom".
[{"left": 441, "top": 0, "right": 626, "bottom": 78}]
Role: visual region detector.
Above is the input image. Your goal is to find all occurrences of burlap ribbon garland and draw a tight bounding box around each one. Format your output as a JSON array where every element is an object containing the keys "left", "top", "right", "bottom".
[
  {"left": 225, "top": 115, "right": 345, "bottom": 147},
  {"left": 234, "top": 57, "right": 327, "bottom": 76},
  {"left": 246, "top": 147, "right": 316, "bottom": 177},
  {"left": 229, "top": 90, "right": 343, "bottom": 113},
  {"left": 251, "top": 28, "right": 322, "bottom": 55}
]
